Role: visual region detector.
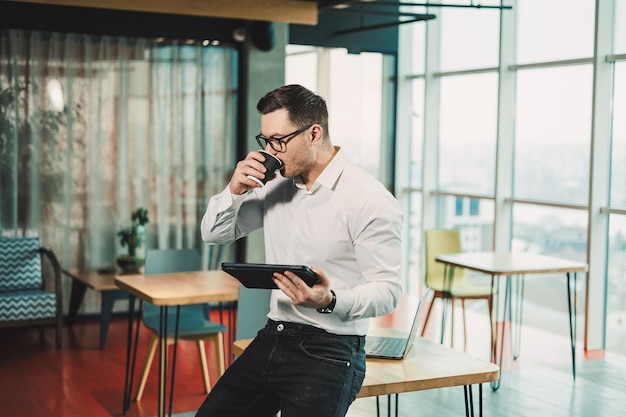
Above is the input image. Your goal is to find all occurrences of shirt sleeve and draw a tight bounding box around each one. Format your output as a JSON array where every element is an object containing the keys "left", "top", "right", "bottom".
[{"left": 200, "top": 184, "right": 264, "bottom": 244}]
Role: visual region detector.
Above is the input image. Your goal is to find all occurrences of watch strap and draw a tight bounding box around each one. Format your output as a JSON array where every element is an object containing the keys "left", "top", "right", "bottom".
[{"left": 316, "top": 290, "right": 336, "bottom": 314}]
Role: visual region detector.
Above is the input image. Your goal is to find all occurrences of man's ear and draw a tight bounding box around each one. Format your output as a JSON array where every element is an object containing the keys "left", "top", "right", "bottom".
[{"left": 311, "top": 124, "right": 324, "bottom": 143}]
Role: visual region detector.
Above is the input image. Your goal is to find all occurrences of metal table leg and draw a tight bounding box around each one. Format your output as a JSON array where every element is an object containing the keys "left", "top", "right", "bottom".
[{"left": 566, "top": 272, "right": 577, "bottom": 380}]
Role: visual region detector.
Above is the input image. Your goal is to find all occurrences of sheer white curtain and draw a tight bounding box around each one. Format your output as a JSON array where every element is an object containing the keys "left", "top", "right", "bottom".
[{"left": 0, "top": 30, "right": 237, "bottom": 313}]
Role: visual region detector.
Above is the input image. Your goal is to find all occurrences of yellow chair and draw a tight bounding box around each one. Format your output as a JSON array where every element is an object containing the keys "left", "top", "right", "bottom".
[
  {"left": 421, "top": 229, "right": 494, "bottom": 351},
  {"left": 135, "top": 249, "right": 227, "bottom": 401}
]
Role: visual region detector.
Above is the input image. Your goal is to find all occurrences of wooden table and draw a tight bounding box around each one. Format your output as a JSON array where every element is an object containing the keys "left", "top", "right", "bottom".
[
  {"left": 115, "top": 270, "right": 240, "bottom": 417},
  {"left": 435, "top": 251, "right": 588, "bottom": 390},
  {"left": 232, "top": 294, "right": 498, "bottom": 416},
  {"left": 233, "top": 335, "right": 499, "bottom": 416},
  {"left": 63, "top": 268, "right": 127, "bottom": 349}
]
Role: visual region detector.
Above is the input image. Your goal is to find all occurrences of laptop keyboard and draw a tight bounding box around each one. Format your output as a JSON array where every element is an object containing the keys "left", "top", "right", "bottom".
[{"left": 367, "top": 336, "right": 405, "bottom": 356}]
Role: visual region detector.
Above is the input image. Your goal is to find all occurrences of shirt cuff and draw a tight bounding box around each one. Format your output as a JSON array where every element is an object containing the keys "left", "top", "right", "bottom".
[
  {"left": 332, "top": 288, "right": 354, "bottom": 318},
  {"left": 227, "top": 183, "right": 249, "bottom": 208}
]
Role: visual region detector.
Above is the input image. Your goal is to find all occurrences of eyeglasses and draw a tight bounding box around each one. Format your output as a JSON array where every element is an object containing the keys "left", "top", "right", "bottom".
[{"left": 255, "top": 124, "right": 314, "bottom": 153}]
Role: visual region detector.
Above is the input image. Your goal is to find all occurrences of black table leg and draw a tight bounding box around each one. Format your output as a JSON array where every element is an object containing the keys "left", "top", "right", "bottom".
[
  {"left": 68, "top": 280, "right": 87, "bottom": 325},
  {"left": 123, "top": 294, "right": 136, "bottom": 414},
  {"left": 491, "top": 276, "right": 510, "bottom": 391},
  {"left": 566, "top": 272, "right": 577, "bottom": 380},
  {"left": 158, "top": 306, "right": 167, "bottom": 417},
  {"left": 463, "top": 384, "right": 482, "bottom": 417},
  {"left": 99, "top": 289, "right": 126, "bottom": 349},
  {"left": 169, "top": 306, "right": 181, "bottom": 417}
]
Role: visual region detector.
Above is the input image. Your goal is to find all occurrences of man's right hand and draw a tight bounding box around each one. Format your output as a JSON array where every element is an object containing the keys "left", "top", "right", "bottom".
[{"left": 229, "top": 150, "right": 271, "bottom": 195}]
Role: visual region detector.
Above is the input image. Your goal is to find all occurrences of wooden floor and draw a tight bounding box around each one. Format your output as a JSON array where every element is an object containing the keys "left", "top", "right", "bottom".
[{"left": 1, "top": 303, "right": 626, "bottom": 417}]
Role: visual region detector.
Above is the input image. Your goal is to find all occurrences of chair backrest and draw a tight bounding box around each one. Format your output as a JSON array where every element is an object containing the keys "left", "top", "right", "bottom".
[
  {"left": 235, "top": 286, "right": 271, "bottom": 341},
  {"left": 0, "top": 237, "right": 42, "bottom": 291},
  {"left": 143, "top": 248, "right": 204, "bottom": 317},
  {"left": 144, "top": 248, "right": 201, "bottom": 275},
  {"left": 424, "top": 229, "right": 464, "bottom": 289}
]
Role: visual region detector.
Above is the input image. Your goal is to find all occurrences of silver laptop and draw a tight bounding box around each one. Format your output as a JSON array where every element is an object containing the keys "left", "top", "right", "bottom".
[{"left": 365, "top": 289, "right": 430, "bottom": 360}]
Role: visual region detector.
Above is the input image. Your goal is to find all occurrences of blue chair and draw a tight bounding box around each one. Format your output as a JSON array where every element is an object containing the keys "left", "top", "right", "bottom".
[
  {"left": 135, "top": 249, "right": 227, "bottom": 401},
  {"left": 0, "top": 236, "right": 63, "bottom": 347},
  {"left": 235, "top": 286, "right": 271, "bottom": 342}
]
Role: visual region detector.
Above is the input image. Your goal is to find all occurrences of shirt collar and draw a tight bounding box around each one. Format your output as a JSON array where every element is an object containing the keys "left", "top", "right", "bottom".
[{"left": 294, "top": 147, "right": 345, "bottom": 193}]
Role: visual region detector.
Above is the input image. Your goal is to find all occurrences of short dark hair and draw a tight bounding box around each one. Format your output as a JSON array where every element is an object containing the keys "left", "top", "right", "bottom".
[{"left": 256, "top": 84, "right": 328, "bottom": 130}]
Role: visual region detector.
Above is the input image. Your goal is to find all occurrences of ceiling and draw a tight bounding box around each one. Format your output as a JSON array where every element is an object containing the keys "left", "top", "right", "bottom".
[
  {"left": 1, "top": 0, "right": 319, "bottom": 25},
  {"left": 0, "top": 0, "right": 463, "bottom": 54}
]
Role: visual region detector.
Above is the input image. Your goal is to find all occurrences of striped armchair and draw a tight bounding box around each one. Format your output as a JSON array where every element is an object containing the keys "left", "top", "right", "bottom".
[{"left": 0, "top": 236, "right": 63, "bottom": 347}]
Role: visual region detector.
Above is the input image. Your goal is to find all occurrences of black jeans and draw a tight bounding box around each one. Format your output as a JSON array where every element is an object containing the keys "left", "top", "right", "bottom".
[{"left": 195, "top": 319, "right": 366, "bottom": 417}]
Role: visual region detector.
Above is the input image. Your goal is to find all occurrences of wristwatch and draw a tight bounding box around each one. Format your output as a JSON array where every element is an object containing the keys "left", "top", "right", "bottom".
[{"left": 316, "top": 290, "right": 336, "bottom": 314}]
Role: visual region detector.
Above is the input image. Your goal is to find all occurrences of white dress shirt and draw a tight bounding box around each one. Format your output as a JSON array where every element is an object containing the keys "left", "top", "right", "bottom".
[{"left": 200, "top": 148, "right": 403, "bottom": 336}]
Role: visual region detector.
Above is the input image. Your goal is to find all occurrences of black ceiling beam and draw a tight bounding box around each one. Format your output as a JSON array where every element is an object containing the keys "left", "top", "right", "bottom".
[
  {"left": 368, "top": 1, "right": 512, "bottom": 9},
  {"left": 325, "top": 9, "right": 434, "bottom": 18},
  {"left": 316, "top": 1, "right": 512, "bottom": 10},
  {"left": 334, "top": 15, "right": 435, "bottom": 36}
]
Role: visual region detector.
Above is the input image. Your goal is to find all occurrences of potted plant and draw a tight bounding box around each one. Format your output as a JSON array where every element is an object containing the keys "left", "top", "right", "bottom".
[{"left": 116, "top": 207, "right": 149, "bottom": 273}]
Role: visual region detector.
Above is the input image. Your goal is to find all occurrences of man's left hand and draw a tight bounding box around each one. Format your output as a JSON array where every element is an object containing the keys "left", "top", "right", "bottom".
[{"left": 273, "top": 266, "right": 332, "bottom": 309}]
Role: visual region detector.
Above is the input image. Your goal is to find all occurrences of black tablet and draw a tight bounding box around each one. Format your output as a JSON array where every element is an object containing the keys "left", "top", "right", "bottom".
[{"left": 221, "top": 262, "right": 320, "bottom": 289}]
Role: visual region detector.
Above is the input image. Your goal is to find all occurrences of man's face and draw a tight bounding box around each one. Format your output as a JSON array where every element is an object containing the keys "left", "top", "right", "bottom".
[{"left": 259, "top": 108, "right": 314, "bottom": 179}]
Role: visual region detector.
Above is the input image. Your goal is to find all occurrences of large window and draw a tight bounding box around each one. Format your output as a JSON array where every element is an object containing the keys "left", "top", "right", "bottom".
[
  {"left": 606, "top": 60, "right": 626, "bottom": 350},
  {"left": 285, "top": 46, "right": 388, "bottom": 180},
  {"left": 607, "top": 216, "right": 626, "bottom": 351},
  {"left": 514, "top": 65, "right": 593, "bottom": 204},
  {"left": 616, "top": 1, "right": 626, "bottom": 54},
  {"left": 289, "top": 0, "right": 626, "bottom": 355},
  {"left": 405, "top": 79, "right": 425, "bottom": 293},
  {"left": 439, "top": 4, "right": 500, "bottom": 71},
  {"left": 610, "top": 63, "right": 626, "bottom": 208},
  {"left": 516, "top": 0, "right": 594, "bottom": 63},
  {"left": 439, "top": 73, "right": 497, "bottom": 196},
  {"left": 399, "top": 0, "right": 626, "bottom": 355}
]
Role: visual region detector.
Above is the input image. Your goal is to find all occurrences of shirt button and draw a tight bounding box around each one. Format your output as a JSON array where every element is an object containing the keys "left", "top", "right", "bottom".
[{"left": 277, "top": 323, "right": 284, "bottom": 332}]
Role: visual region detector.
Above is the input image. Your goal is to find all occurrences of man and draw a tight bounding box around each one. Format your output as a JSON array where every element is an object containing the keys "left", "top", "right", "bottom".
[{"left": 198, "top": 84, "right": 403, "bottom": 417}]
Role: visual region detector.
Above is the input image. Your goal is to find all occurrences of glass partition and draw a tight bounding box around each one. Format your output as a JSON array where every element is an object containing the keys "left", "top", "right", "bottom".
[
  {"left": 438, "top": 73, "right": 498, "bottom": 196},
  {"left": 610, "top": 62, "right": 626, "bottom": 208},
  {"left": 607, "top": 215, "right": 626, "bottom": 352},
  {"left": 286, "top": 46, "right": 385, "bottom": 179},
  {"left": 440, "top": 3, "right": 500, "bottom": 71},
  {"left": 514, "top": 65, "right": 592, "bottom": 204},
  {"left": 512, "top": 203, "right": 588, "bottom": 329},
  {"left": 516, "top": 0, "right": 595, "bottom": 63}
]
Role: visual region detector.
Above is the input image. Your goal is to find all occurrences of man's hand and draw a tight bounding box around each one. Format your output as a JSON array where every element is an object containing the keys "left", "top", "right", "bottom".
[
  {"left": 228, "top": 150, "right": 275, "bottom": 195},
  {"left": 272, "top": 266, "right": 333, "bottom": 309}
]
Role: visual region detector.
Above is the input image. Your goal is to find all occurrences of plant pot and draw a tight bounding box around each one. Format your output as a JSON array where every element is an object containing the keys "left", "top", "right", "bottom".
[{"left": 116, "top": 255, "right": 143, "bottom": 274}]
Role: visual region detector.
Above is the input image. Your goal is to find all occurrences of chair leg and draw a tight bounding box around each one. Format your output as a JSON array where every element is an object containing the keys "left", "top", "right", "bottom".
[
  {"left": 487, "top": 296, "right": 496, "bottom": 362},
  {"left": 420, "top": 296, "right": 437, "bottom": 337},
  {"left": 214, "top": 332, "right": 226, "bottom": 377},
  {"left": 197, "top": 341, "right": 211, "bottom": 394},
  {"left": 135, "top": 333, "right": 159, "bottom": 401},
  {"left": 461, "top": 299, "right": 468, "bottom": 352},
  {"left": 450, "top": 298, "right": 456, "bottom": 348}
]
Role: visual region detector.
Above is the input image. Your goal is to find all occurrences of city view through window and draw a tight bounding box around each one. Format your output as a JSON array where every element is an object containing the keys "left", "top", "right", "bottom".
[{"left": 286, "top": 0, "right": 626, "bottom": 355}]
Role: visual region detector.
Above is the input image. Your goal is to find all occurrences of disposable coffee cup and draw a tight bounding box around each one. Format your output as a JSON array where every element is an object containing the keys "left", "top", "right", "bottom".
[{"left": 247, "top": 150, "right": 283, "bottom": 187}]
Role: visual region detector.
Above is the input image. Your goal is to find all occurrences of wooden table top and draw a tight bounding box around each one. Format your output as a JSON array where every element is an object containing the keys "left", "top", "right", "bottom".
[
  {"left": 233, "top": 335, "right": 499, "bottom": 398},
  {"left": 63, "top": 268, "right": 119, "bottom": 291},
  {"left": 114, "top": 270, "right": 240, "bottom": 306},
  {"left": 435, "top": 251, "right": 588, "bottom": 276}
]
